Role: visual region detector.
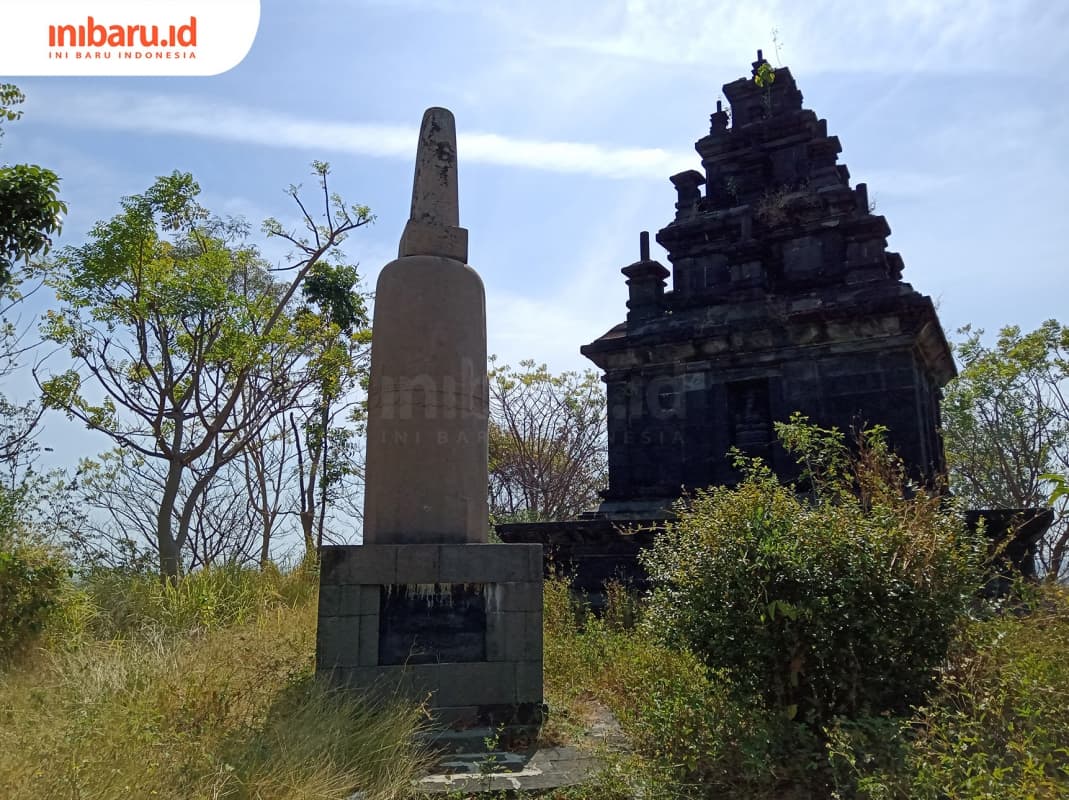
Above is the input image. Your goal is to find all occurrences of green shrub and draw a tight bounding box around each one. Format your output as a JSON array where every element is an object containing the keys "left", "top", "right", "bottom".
[
  {"left": 0, "top": 539, "right": 68, "bottom": 662},
  {"left": 641, "top": 418, "right": 986, "bottom": 732},
  {"left": 904, "top": 584, "right": 1069, "bottom": 799}
]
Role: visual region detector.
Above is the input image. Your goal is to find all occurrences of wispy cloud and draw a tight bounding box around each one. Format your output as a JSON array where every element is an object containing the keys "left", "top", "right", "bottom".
[
  {"left": 26, "top": 88, "right": 693, "bottom": 181},
  {"left": 501, "top": 0, "right": 1067, "bottom": 76}
]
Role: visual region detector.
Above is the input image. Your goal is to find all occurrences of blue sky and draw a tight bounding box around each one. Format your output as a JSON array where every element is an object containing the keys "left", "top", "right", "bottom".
[{"left": 5, "top": 0, "right": 1069, "bottom": 468}]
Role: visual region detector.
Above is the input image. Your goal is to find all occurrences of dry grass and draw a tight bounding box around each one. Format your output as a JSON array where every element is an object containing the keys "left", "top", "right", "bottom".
[{"left": 0, "top": 568, "right": 431, "bottom": 800}]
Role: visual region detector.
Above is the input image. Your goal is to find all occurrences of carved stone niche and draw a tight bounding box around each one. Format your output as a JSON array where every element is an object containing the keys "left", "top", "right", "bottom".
[
  {"left": 783, "top": 235, "right": 824, "bottom": 284},
  {"left": 727, "top": 379, "right": 772, "bottom": 459}
]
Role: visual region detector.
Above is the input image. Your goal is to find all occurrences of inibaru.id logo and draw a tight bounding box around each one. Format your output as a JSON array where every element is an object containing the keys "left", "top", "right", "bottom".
[
  {"left": 50, "top": 16, "right": 198, "bottom": 49},
  {"left": 1, "top": 1, "right": 260, "bottom": 76},
  {"left": 49, "top": 16, "right": 198, "bottom": 60}
]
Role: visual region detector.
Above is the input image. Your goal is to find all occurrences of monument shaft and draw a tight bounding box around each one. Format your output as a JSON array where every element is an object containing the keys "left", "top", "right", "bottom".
[
  {"left": 317, "top": 107, "right": 543, "bottom": 738},
  {"left": 362, "top": 255, "right": 489, "bottom": 544},
  {"left": 362, "top": 107, "right": 489, "bottom": 545}
]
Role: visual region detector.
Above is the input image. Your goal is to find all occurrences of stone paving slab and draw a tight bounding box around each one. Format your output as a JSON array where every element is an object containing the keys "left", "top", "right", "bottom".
[
  {"left": 415, "top": 744, "right": 602, "bottom": 795},
  {"left": 411, "top": 702, "right": 627, "bottom": 796}
]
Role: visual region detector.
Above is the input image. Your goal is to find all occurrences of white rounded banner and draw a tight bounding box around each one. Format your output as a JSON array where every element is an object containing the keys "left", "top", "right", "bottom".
[{"left": 0, "top": 0, "right": 260, "bottom": 76}]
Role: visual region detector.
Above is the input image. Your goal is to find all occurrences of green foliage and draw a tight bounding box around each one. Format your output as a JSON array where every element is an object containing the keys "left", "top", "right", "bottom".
[
  {"left": 904, "top": 585, "right": 1069, "bottom": 798},
  {"left": 60, "top": 561, "right": 318, "bottom": 640},
  {"left": 0, "top": 83, "right": 67, "bottom": 287},
  {"left": 545, "top": 577, "right": 817, "bottom": 798},
  {"left": 39, "top": 166, "right": 372, "bottom": 577},
  {"left": 0, "top": 496, "right": 69, "bottom": 661},
  {"left": 753, "top": 60, "right": 776, "bottom": 88},
  {"left": 0, "top": 83, "right": 25, "bottom": 127},
  {"left": 0, "top": 482, "right": 69, "bottom": 663},
  {"left": 753, "top": 58, "right": 777, "bottom": 114},
  {"left": 0, "top": 544, "right": 67, "bottom": 661},
  {"left": 1042, "top": 472, "right": 1069, "bottom": 505},
  {"left": 943, "top": 321, "right": 1069, "bottom": 575},
  {"left": 641, "top": 416, "right": 985, "bottom": 732},
  {"left": 541, "top": 418, "right": 1069, "bottom": 798},
  {"left": 0, "top": 164, "right": 66, "bottom": 286},
  {"left": 301, "top": 261, "right": 367, "bottom": 335}
]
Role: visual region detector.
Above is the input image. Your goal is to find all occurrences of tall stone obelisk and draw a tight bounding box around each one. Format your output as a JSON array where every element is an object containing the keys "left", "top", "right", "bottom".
[
  {"left": 363, "top": 107, "right": 488, "bottom": 545},
  {"left": 315, "top": 108, "right": 544, "bottom": 738}
]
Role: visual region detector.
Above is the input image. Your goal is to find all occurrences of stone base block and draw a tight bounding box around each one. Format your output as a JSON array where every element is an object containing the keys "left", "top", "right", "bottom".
[{"left": 316, "top": 542, "right": 544, "bottom": 719}]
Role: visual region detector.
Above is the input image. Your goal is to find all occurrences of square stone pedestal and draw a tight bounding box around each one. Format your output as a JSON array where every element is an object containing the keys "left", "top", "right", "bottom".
[{"left": 316, "top": 543, "right": 544, "bottom": 731}]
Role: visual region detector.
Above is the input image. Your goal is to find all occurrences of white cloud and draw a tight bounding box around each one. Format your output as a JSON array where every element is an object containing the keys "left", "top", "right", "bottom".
[
  {"left": 25, "top": 88, "right": 693, "bottom": 181},
  {"left": 489, "top": 0, "right": 1066, "bottom": 76}
]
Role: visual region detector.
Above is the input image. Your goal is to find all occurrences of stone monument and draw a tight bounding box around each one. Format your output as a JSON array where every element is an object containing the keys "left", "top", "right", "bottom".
[
  {"left": 316, "top": 108, "right": 544, "bottom": 735},
  {"left": 500, "top": 55, "right": 959, "bottom": 594}
]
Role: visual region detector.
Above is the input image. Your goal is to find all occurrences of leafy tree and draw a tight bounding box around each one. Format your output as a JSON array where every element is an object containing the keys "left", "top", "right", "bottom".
[
  {"left": 488, "top": 359, "right": 607, "bottom": 524},
  {"left": 0, "top": 83, "right": 66, "bottom": 288},
  {"left": 290, "top": 261, "right": 370, "bottom": 553},
  {"left": 0, "top": 83, "right": 65, "bottom": 483},
  {"left": 38, "top": 166, "right": 372, "bottom": 579},
  {"left": 942, "top": 321, "right": 1069, "bottom": 577}
]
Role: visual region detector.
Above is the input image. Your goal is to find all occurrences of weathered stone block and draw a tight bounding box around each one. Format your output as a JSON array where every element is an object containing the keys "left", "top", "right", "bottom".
[
  {"left": 326, "top": 663, "right": 441, "bottom": 701},
  {"left": 525, "top": 611, "right": 544, "bottom": 660},
  {"left": 515, "top": 660, "right": 543, "bottom": 704},
  {"left": 315, "top": 615, "right": 361, "bottom": 669},
  {"left": 317, "top": 584, "right": 344, "bottom": 617},
  {"left": 435, "top": 662, "right": 517, "bottom": 707},
  {"left": 355, "top": 585, "right": 380, "bottom": 616},
  {"left": 358, "top": 613, "right": 379, "bottom": 666},
  {"left": 439, "top": 544, "right": 540, "bottom": 583},
  {"left": 485, "top": 611, "right": 507, "bottom": 661},
  {"left": 319, "top": 546, "right": 359, "bottom": 585},
  {"left": 486, "top": 581, "right": 542, "bottom": 613},
  {"left": 391, "top": 543, "right": 442, "bottom": 584},
  {"left": 501, "top": 611, "right": 542, "bottom": 662},
  {"left": 321, "top": 545, "right": 399, "bottom": 585}
]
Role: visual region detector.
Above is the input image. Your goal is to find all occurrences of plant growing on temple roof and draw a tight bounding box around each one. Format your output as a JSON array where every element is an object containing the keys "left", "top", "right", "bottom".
[{"left": 754, "top": 57, "right": 776, "bottom": 113}]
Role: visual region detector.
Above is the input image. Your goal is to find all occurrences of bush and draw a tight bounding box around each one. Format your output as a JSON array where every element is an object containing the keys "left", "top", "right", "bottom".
[
  {"left": 904, "top": 583, "right": 1069, "bottom": 798},
  {"left": 0, "top": 538, "right": 68, "bottom": 662},
  {"left": 641, "top": 418, "right": 986, "bottom": 732}
]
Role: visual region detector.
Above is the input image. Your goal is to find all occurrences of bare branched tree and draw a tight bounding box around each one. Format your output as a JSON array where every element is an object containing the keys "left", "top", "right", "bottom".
[{"left": 488, "top": 358, "right": 607, "bottom": 524}]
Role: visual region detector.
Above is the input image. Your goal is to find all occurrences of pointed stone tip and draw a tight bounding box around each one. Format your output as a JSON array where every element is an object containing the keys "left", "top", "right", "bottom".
[
  {"left": 398, "top": 105, "right": 468, "bottom": 261},
  {"left": 409, "top": 105, "right": 459, "bottom": 228},
  {"left": 421, "top": 106, "right": 456, "bottom": 132}
]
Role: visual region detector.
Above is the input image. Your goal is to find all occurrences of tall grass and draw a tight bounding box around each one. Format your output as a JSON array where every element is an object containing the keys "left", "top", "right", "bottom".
[
  {"left": 543, "top": 578, "right": 790, "bottom": 798},
  {"left": 0, "top": 564, "right": 431, "bottom": 800}
]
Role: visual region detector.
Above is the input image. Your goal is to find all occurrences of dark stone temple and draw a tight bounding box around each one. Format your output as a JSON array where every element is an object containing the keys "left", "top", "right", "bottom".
[{"left": 499, "top": 55, "right": 960, "bottom": 593}]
